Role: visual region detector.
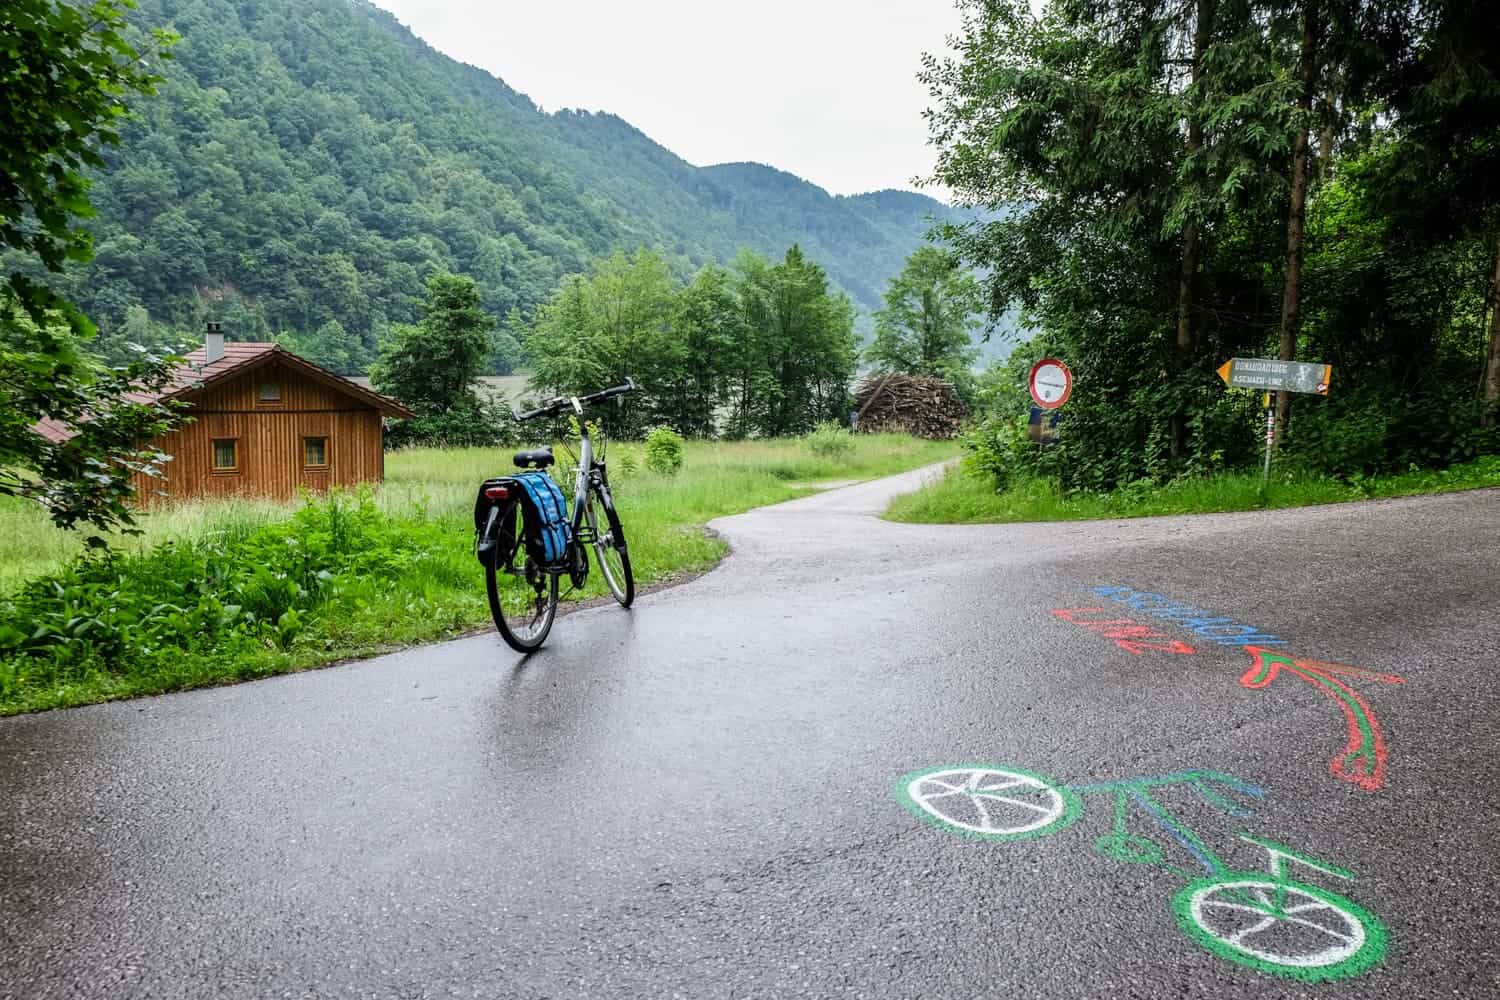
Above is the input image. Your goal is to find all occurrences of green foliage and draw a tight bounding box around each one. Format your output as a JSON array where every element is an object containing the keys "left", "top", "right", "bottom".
[
  {"left": 384, "top": 395, "right": 518, "bottom": 451},
  {"left": 0, "top": 487, "right": 422, "bottom": 700},
  {"left": 524, "top": 250, "right": 677, "bottom": 437},
  {"left": 927, "top": 0, "right": 1500, "bottom": 492},
  {"left": 0, "top": 0, "right": 189, "bottom": 535},
  {"left": 370, "top": 273, "right": 517, "bottom": 448},
  {"left": 644, "top": 427, "right": 685, "bottom": 475},
  {"left": 724, "top": 246, "right": 860, "bottom": 438},
  {"left": 0, "top": 308, "right": 185, "bottom": 535},
  {"left": 805, "top": 422, "right": 855, "bottom": 460},
  {"left": 867, "top": 246, "right": 984, "bottom": 390},
  {"left": 0, "top": 0, "right": 174, "bottom": 316},
  {"left": 524, "top": 245, "right": 858, "bottom": 439},
  {"left": 371, "top": 273, "right": 495, "bottom": 414}
]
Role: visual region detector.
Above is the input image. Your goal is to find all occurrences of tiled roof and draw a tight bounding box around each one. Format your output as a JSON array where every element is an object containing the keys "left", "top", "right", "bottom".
[
  {"left": 165, "top": 341, "right": 282, "bottom": 393},
  {"left": 32, "top": 342, "right": 413, "bottom": 444}
]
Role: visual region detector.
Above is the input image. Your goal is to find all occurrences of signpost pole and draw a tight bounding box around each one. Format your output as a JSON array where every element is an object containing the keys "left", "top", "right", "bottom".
[
  {"left": 1262, "top": 392, "right": 1276, "bottom": 486},
  {"left": 1215, "top": 359, "right": 1330, "bottom": 488}
]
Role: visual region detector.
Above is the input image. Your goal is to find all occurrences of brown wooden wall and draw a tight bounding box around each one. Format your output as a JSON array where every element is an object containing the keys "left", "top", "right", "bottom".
[{"left": 132, "top": 362, "right": 387, "bottom": 504}]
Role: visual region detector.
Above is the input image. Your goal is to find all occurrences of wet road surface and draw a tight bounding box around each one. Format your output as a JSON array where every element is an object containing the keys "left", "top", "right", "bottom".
[{"left": 1, "top": 467, "right": 1498, "bottom": 999}]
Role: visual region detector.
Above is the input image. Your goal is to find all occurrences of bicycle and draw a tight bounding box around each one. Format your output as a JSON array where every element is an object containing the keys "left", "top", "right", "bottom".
[
  {"left": 896, "top": 764, "right": 1387, "bottom": 982},
  {"left": 473, "top": 380, "right": 636, "bottom": 652}
]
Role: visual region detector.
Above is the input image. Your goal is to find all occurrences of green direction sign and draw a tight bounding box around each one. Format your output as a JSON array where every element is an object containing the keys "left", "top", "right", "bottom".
[{"left": 1216, "top": 358, "right": 1332, "bottom": 395}]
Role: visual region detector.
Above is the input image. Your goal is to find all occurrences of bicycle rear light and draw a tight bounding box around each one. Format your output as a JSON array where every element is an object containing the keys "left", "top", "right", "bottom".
[{"left": 484, "top": 485, "right": 511, "bottom": 500}]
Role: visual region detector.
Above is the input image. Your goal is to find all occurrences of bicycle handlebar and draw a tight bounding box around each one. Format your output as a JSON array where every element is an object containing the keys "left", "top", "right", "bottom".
[{"left": 514, "top": 378, "right": 637, "bottom": 422}]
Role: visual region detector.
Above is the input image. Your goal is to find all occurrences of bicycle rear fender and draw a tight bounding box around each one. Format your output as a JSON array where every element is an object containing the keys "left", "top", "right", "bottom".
[{"left": 474, "top": 478, "right": 521, "bottom": 567}]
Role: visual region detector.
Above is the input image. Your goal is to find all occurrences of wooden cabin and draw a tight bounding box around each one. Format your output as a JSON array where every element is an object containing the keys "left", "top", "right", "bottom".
[{"left": 38, "top": 335, "right": 412, "bottom": 504}]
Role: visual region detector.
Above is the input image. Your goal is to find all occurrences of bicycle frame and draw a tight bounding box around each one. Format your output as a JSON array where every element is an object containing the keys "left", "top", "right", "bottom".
[
  {"left": 1068, "top": 770, "right": 1264, "bottom": 879},
  {"left": 562, "top": 397, "right": 609, "bottom": 559},
  {"left": 1067, "top": 771, "right": 1358, "bottom": 890}
]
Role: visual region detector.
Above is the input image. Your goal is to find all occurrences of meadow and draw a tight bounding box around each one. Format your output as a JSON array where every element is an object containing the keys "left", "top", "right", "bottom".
[
  {"left": 885, "top": 455, "right": 1500, "bottom": 524},
  {"left": 0, "top": 434, "right": 955, "bottom": 714}
]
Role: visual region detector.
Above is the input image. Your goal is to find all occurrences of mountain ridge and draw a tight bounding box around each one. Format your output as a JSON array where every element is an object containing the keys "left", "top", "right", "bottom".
[{"left": 25, "top": 0, "right": 966, "bottom": 372}]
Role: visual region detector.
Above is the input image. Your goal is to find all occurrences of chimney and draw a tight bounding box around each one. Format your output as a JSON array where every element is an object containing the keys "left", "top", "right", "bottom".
[{"left": 204, "top": 321, "right": 224, "bottom": 364}]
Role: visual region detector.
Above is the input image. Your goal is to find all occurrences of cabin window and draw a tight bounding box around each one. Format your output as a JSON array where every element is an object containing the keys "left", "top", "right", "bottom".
[
  {"left": 258, "top": 381, "right": 281, "bottom": 402},
  {"left": 212, "top": 438, "right": 239, "bottom": 472},
  {"left": 304, "top": 436, "right": 328, "bottom": 469}
]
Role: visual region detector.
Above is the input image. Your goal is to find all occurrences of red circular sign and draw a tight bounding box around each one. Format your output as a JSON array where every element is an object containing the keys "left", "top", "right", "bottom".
[{"left": 1029, "top": 358, "right": 1073, "bottom": 409}]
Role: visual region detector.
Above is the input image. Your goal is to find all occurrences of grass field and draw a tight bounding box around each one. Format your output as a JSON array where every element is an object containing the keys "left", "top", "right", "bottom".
[
  {"left": 885, "top": 455, "right": 1500, "bottom": 524},
  {"left": 0, "top": 434, "right": 956, "bottom": 713}
]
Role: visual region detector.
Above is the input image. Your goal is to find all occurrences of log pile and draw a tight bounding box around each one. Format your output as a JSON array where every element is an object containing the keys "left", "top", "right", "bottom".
[{"left": 852, "top": 373, "right": 966, "bottom": 439}]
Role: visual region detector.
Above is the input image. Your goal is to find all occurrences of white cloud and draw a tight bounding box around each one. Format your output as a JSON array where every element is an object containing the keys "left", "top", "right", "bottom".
[{"left": 371, "top": 0, "right": 962, "bottom": 197}]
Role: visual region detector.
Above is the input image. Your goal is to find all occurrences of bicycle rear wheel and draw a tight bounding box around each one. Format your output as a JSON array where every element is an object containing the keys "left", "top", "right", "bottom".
[
  {"left": 587, "top": 487, "right": 633, "bottom": 607},
  {"left": 484, "top": 501, "right": 559, "bottom": 652}
]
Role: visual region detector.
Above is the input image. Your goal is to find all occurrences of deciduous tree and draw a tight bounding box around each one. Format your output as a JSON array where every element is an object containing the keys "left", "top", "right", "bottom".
[
  {"left": 371, "top": 272, "right": 495, "bottom": 415},
  {"left": 867, "top": 246, "right": 983, "bottom": 383}
]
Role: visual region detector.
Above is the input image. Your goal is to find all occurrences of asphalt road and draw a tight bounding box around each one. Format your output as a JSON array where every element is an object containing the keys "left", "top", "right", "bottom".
[{"left": 2, "top": 467, "right": 1497, "bottom": 999}]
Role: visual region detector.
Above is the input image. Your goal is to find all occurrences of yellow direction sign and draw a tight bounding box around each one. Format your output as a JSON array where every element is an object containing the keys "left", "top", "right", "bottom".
[{"left": 1216, "top": 358, "right": 1332, "bottom": 395}]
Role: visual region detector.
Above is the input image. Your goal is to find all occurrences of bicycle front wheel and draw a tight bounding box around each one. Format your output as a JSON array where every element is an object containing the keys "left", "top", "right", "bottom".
[
  {"left": 588, "top": 488, "right": 633, "bottom": 607},
  {"left": 484, "top": 501, "right": 559, "bottom": 652},
  {"left": 1173, "top": 876, "right": 1387, "bottom": 981}
]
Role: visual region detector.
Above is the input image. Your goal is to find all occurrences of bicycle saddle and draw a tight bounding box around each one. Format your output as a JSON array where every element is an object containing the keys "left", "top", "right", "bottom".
[{"left": 513, "top": 446, "right": 555, "bottom": 469}]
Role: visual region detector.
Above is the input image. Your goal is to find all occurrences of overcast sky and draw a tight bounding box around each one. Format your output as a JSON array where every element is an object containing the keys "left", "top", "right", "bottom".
[{"left": 371, "top": 0, "right": 963, "bottom": 198}]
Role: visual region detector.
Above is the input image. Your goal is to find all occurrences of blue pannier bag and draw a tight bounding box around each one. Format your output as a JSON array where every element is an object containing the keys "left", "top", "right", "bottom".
[{"left": 512, "top": 470, "right": 571, "bottom": 564}]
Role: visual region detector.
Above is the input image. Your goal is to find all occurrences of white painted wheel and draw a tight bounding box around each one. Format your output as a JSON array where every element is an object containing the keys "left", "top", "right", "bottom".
[
  {"left": 1177, "top": 877, "right": 1385, "bottom": 980},
  {"left": 897, "top": 765, "right": 1080, "bottom": 841}
]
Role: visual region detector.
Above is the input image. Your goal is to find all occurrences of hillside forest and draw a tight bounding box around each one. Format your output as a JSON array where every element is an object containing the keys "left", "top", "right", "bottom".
[{"left": 0, "top": 0, "right": 968, "bottom": 376}]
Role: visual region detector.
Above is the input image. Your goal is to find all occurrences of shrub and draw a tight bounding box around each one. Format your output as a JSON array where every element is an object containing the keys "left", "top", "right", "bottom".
[
  {"left": 0, "top": 488, "right": 431, "bottom": 704},
  {"left": 385, "top": 396, "right": 518, "bottom": 449},
  {"left": 805, "top": 421, "right": 855, "bottom": 460},
  {"left": 644, "top": 427, "right": 685, "bottom": 475}
]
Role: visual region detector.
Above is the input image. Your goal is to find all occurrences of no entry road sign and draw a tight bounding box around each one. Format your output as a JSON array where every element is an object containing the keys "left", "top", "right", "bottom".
[
  {"left": 1216, "top": 358, "right": 1332, "bottom": 395},
  {"left": 1029, "top": 358, "right": 1073, "bottom": 409}
]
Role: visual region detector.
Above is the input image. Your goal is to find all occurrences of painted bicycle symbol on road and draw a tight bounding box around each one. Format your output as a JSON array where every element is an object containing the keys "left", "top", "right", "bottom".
[{"left": 897, "top": 765, "right": 1387, "bottom": 981}]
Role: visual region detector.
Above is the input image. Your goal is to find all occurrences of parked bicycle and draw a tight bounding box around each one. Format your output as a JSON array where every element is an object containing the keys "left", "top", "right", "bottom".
[
  {"left": 473, "top": 380, "right": 636, "bottom": 652},
  {"left": 896, "top": 764, "right": 1387, "bottom": 981}
]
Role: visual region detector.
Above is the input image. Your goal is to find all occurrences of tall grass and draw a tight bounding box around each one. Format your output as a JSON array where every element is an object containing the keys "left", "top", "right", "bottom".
[
  {"left": 0, "top": 434, "right": 956, "bottom": 713},
  {"left": 885, "top": 455, "right": 1500, "bottom": 524}
]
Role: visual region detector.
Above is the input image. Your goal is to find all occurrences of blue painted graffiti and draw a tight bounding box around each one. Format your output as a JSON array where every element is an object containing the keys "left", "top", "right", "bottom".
[{"left": 1089, "top": 586, "right": 1287, "bottom": 647}]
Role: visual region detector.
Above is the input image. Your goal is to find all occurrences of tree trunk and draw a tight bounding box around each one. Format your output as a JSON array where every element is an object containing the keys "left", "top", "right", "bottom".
[
  {"left": 1172, "top": 0, "right": 1214, "bottom": 458},
  {"left": 1318, "top": 97, "right": 1337, "bottom": 180},
  {"left": 1317, "top": 73, "right": 1339, "bottom": 181},
  {"left": 1484, "top": 247, "right": 1500, "bottom": 426},
  {"left": 1275, "top": 0, "right": 1319, "bottom": 448}
]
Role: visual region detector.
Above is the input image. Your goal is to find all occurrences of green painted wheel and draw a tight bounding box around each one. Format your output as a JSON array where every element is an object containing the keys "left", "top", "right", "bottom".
[
  {"left": 1173, "top": 875, "right": 1387, "bottom": 981},
  {"left": 895, "top": 764, "right": 1082, "bottom": 842}
]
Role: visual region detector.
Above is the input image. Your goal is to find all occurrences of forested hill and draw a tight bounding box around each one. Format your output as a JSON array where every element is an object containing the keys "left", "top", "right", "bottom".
[{"left": 37, "top": 0, "right": 963, "bottom": 372}]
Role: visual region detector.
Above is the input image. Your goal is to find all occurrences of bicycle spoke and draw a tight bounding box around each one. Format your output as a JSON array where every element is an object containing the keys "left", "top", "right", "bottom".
[
  {"left": 1225, "top": 915, "right": 1280, "bottom": 947},
  {"left": 1199, "top": 896, "right": 1362, "bottom": 944},
  {"left": 1200, "top": 900, "right": 1277, "bottom": 918},
  {"left": 1270, "top": 911, "right": 1360, "bottom": 943},
  {"left": 970, "top": 795, "right": 995, "bottom": 830},
  {"left": 973, "top": 793, "right": 1057, "bottom": 815}
]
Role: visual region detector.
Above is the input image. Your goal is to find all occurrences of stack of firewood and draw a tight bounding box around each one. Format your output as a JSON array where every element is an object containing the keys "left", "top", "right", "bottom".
[{"left": 852, "top": 373, "right": 966, "bottom": 439}]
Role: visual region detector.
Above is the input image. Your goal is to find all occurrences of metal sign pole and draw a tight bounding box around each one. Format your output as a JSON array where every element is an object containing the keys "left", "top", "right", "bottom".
[{"left": 1262, "top": 392, "right": 1276, "bottom": 485}]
